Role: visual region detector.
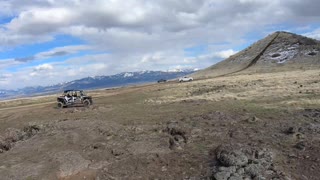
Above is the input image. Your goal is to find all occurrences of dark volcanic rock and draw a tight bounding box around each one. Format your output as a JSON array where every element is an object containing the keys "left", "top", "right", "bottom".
[
  {"left": 216, "top": 144, "right": 248, "bottom": 167},
  {"left": 211, "top": 143, "right": 287, "bottom": 180},
  {"left": 285, "top": 127, "right": 296, "bottom": 134},
  {"left": 294, "top": 141, "right": 306, "bottom": 150},
  {"left": 0, "top": 136, "right": 11, "bottom": 153},
  {"left": 0, "top": 125, "right": 41, "bottom": 153},
  {"left": 4, "top": 128, "right": 24, "bottom": 143}
]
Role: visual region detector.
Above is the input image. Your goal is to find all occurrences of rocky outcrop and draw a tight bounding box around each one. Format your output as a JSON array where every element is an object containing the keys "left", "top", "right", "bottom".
[
  {"left": 211, "top": 143, "right": 290, "bottom": 180},
  {"left": 0, "top": 125, "right": 40, "bottom": 153}
]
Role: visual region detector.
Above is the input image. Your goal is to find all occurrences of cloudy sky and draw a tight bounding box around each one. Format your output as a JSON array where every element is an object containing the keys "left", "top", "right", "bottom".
[{"left": 0, "top": 0, "right": 320, "bottom": 89}]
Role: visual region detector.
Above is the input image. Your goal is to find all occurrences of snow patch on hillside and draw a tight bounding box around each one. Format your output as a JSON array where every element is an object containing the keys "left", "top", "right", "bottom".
[
  {"left": 268, "top": 50, "right": 298, "bottom": 64},
  {"left": 264, "top": 43, "right": 300, "bottom": 64},
  {"left": 304, "top": 49, "right": 319, "bottom": 56}
]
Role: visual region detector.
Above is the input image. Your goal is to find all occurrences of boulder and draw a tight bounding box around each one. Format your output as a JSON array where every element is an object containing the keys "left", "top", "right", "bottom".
[{"left": 216, "top": 144, "right": 248, "bottom": 167}]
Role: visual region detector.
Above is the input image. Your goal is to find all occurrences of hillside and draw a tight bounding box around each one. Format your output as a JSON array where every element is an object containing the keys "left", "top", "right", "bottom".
[{"left": 194, "top": 31, "right": 320, "bottom": 78}]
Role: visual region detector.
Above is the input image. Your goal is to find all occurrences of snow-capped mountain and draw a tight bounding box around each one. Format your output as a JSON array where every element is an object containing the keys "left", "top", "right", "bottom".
[{"left": 0, "top": 69, "right": 196, "bottom": 99}]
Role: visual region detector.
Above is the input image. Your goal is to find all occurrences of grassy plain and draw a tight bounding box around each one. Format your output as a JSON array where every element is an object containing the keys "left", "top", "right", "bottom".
[{"left": 0, "top": 69, "right": 319, "bottom": 179}]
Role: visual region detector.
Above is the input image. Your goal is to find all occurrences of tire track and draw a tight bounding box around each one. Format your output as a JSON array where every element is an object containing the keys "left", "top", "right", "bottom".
[{"left": 0, "top": 102, "right": 55, "bottom": 111}]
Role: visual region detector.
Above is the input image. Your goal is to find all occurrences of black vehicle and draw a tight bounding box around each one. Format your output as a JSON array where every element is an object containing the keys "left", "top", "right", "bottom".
[
  {"left": 157, "top": 79, "right": 167, "bottom": 83},
  {"left": 57, "top": 90, "right": 93, "bottom": 108}
]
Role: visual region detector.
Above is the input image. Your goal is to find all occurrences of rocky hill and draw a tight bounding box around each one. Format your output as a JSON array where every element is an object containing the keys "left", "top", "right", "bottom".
[{"left": 194, "top": 31, "right": 320, "bottom": 78}]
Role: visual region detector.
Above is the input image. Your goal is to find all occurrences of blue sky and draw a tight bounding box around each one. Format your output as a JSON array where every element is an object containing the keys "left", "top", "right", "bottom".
[{"left": 0, "top": 0, "right": 320, "bottom": 89}]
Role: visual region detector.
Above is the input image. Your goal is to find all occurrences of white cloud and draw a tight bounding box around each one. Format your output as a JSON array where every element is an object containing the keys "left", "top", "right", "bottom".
[
  {"left": 216, "top": 49, "right": 238, "bottom": 59},
  {"left": 0, "top": 73, "right": 13, "bottom": 82},
  {"left": 11, "top": 45, "right": 92, "bottom": 63},
  {"left": 0, "top": 0, "right": 320, "bottom": 89},
  {"left": 33, "top": 64, "right": 53, "bottom": 71},
  {"left": 0, "top": 1, "right": 13, "bottom": 16},
  {"left": 184, "top": 49, "right": 238, "bottom": 64},
  {"left": 141, "top": 53, "right": 165, "bottom": 63},
  {"left": 6, "top": 7, "right": 73, "bottom": 34},
  {"left": 0, "top": 59, "right": 21, "bottom": 69},
  {"left": 303, "top": 28, "right": 320, "bottom": 40},
  {"left": 29, "top": 72, "right": 38, "bottom": 77},
  {"left": 36, "top": 45, "right": 92, "bottom": 59}
]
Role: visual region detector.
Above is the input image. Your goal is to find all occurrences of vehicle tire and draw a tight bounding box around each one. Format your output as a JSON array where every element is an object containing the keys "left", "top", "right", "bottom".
[
  {"left": 83, "top": 99, "right": 91, "bottom": 107},
  {"left": 57, "top": 102, "right": 64, "bottom": 109}
]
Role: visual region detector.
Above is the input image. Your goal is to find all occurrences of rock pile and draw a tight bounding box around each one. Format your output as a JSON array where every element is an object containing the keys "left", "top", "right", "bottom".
[
  {"left": 211, "top": 143, "right": 290, "bottom": 180},
  {"left": 0, "top": 125, "right": 40, "bottom": 153},
  {"left": 165, "top": 121, "right": 188, "bottom": 150}
]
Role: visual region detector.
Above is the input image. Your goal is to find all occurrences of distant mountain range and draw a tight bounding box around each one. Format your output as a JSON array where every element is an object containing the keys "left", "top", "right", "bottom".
[{"left": 0, "top": 69, "right": 196, "bottom": 99}]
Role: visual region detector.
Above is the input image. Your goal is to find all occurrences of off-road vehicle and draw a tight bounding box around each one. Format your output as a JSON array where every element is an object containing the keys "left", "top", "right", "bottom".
[
  {"left": 178, "top": 76, "right": 193, "bottom": 82},
  {"left": 157, "top": 79, "right": 167, "bottom": 83},
  {"left": 57, "top": 90, "right": 93, "bottom": 108}
]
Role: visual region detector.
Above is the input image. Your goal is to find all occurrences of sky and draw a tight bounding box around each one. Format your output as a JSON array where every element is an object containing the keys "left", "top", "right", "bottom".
[{"left": 0, "top": 0, "right": 320, "bottom": 90}]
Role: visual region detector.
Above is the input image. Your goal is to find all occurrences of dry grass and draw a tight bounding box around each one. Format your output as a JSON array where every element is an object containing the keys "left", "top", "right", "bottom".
[
  {"left": 2, "top": 69, "right": 320, "bottom": 112},
  {"left": 145, "top": 69, "right": 320, "bottom": 110},
  {"left": 0, "top": 95, "right": 58, "bottom": 109}
]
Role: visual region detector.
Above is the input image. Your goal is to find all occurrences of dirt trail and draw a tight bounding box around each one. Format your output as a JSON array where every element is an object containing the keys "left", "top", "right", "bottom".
[
  {"left": 0, "top": 83, "right": 157, "bottom": 111},
  {"left": 0, "top": 101, "right": 55, "bottom": 111}
]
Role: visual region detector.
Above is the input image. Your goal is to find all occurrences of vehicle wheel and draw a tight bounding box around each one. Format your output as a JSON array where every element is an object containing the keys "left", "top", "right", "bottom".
[
  {"left": 83, "top": 99, "right": 91, "bottom": 107},
  {"left": 57, "top": 102, "right": 64, "bottom": 109}
]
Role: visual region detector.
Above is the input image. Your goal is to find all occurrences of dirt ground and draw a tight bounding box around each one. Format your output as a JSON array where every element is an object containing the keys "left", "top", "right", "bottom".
[{"left": 0, "top": 69, "right": 320, "bottom": 180}]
